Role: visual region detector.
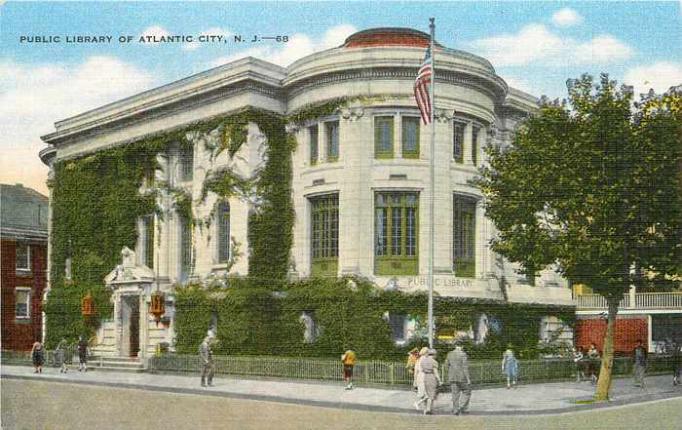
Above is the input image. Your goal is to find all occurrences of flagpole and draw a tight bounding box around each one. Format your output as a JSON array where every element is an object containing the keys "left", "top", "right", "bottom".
[{"left": 427, "top": 17, "right": 436, "bottom": 349}]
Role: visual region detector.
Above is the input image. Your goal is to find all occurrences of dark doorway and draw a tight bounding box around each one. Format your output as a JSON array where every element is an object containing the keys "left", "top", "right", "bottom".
[{"left": 121, "top": 295, "right": 140, "bottom": 357}]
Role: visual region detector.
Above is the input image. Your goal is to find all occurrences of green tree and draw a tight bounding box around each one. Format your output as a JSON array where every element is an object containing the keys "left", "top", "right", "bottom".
[{"left": 476, "top": 75, "right": 681, "bottom": 401}]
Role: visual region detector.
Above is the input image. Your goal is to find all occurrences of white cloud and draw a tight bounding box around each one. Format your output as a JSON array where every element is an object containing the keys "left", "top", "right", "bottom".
[
  {"left": 209, "top": 24, "right": 357, "bottom": 68},
  {"left": 0, "top": 57, "right": 158, "bottom": 194},
  {"left": 139, "top": 25, "right": 170, "bottom": 47},
  {"left": 468, "top": 24, "right": 633, "bottom": 67},
  {"left": 574, "top": 35, "right": 632, "bottom": 64},
  {"left": 182, "top": 27, "right": 232, "bottom": 51},
  {"left": 551, "top": 8, "right": 583, "bottom": 27},
  {"left": 624, "top": 61, "right": 682, "bottom": 97}
]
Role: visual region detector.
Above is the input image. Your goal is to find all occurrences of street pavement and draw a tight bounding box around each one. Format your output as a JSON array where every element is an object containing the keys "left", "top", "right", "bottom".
[{"left": 1, "top": 364, "right": 681, "bottom": 415}]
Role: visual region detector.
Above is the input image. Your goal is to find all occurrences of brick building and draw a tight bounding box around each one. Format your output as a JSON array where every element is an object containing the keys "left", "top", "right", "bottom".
[
  {"left": 1, "top": 183, "right": 48, "bottom": 350},
  {"left": 574, "top": 285, "right": 682, "bottom": 355}
]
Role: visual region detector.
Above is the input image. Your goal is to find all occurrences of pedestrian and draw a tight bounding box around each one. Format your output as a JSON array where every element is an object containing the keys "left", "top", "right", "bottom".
[
  {"left": 31, "top": 339, "right": 45, "bottom": 373},
  {"left": 501, "top": 345, "right": 519, "bottom": 389},
  {"left": 55, "top": 338, "right": 68, "bottom": 373},
  {"left": 406, "top": 348, "right": 419, "bottom": 391},
  {"left": 672, "top": 341, "right": 681, "bottom": 386},
  {"left": 77, "top": 335, "right": 89, "bottom": 372},
  {"left": 587, "top": 343, "right": 600, "bottom": 384},
  {"left": 633, "top": 339, "right": 648, "bottom": 388},
  {"left": 572, "top": 346, "right": 584, "bottom": 382},
  {"left": 446, "top": 340, "right": 472, "bottom": 416},
  {"left": 418, "top": 349, "right": 442, "bottom": 415},
  {"left": 199, "top": 334, "right": 216, "bottom": 387},
  {"left": 413, "top": 347, "right": 429, "bottom": 411},
  {"left": 341, "top": 348, "right": 357, "bottom": 390}
]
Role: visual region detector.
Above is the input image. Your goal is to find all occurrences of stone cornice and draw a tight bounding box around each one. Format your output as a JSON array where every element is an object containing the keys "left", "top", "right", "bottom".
[
  {"left": 285, "top": 67, "right": 506, "bottom": 102},
  {"left": 44, "top": 80, "right": 283, "bottom": 147},
  {"left": 42, "top": 58, "right": 285, "bottom": 145}
]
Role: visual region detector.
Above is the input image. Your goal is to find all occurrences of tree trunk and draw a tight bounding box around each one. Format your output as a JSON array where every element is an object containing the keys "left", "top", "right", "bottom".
[{"left": 595, "top": 297, "right": 619, "bottom": 401}]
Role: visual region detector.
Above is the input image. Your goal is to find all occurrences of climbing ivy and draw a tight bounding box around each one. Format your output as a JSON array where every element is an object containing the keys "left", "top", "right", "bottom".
[
  {"left": 46, "top": 107, "right": 295, "bottom": 345},
  {"left": 46, "top": 143, "right": 160, "bottom": 347},
  {"left": 173, "top": 277, "right": 574, "bottom": 360}
]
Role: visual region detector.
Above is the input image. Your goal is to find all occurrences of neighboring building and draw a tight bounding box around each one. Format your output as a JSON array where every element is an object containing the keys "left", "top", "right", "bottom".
[
  {"left": 40, "top": 28, "right": 574, "bottom": 358},
  {"left": 573, "top": 285, "right": 682, "bottom": 354},
  {"left": 1, "top": 183, "right": 48, "bottom": 351}
]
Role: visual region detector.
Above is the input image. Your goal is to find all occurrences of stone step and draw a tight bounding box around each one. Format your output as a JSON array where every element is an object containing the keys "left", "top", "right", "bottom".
[
  {"left": 90, "top": 355, "right": 141, "bottom": 363},
  {"left": 84, "top": 366, "right": 146, "bottom": 374},
  {"left": 96, "top": 361, "right": 143, "bottom": 368}
]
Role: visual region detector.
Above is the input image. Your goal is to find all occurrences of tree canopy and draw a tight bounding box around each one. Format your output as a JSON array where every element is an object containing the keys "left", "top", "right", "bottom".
[{"left": 476, "top": 74, "right": 681, "bottom": 299}]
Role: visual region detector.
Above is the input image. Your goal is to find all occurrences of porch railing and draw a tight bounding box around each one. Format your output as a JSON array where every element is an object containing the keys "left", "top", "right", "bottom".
[
  {"left": 575, "top": 292, "right": 682, "bottom": 309},
  {"left": 635, "top": 292, "right": 682, "bottom": 309}
]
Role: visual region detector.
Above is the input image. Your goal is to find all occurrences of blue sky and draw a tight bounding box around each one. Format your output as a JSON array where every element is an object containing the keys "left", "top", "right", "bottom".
[{"left": 1, "top": 1, "right": 681, "bottom": 194}]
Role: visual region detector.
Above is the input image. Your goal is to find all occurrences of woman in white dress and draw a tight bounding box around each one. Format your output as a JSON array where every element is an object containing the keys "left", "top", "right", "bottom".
[{"left": 413, "top": 347, "right": 429, "bottom": 411}]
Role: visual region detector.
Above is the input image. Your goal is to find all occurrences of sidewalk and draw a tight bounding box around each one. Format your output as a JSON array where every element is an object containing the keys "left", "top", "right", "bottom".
[{"left": 2, "top": 364, "right": 680, "bottom": 415}]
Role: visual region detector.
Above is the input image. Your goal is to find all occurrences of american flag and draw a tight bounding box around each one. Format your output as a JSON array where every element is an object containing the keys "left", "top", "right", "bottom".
[{"left": 414, "top": 46, "right": 433, "bottom": 124}]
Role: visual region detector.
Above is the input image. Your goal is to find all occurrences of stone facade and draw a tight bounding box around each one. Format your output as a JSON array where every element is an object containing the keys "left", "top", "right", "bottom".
[{"left": 41, "top": 28, "right": 574, "bottom": 356}]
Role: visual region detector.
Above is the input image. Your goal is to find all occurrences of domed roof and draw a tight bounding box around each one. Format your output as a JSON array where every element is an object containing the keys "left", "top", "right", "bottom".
[{"left": 342, "top": 27, "right": 442, "bottom": 49}]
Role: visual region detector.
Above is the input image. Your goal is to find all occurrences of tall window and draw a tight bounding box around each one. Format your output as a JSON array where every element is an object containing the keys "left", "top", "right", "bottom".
[
  {"left": 309, "top": 125, "right": 319, "bottom": 165},
  {"left": 471, "top": 125, "right": 480, "bottom": 166},
  {"left": 402, "top": 117, "right": 420, "bottom": 159},
  {"left": 180, "top": 216, "right": 192, "bottom": 281},
  {"left": 453, "top": 195, "right": 476, "bottom": 277},
  {"left": 388, "top": 313, "right": 406, "bottom": 342},
  {"left": 15, "top": 242, "right": 30, "bottom": 271},
  {"left": 326, "top": 121, "right": 339, "bottom": 161},
  {"left": 310, "top": 194, "right": 339, "bottom": 276},
  {"left": 180, "top": 147, "right": 193, "bottom": 181},
  {"left": 216, "top": 201, "right": 231, "bottom": 263},
  {"left": 375, "top": 192, "right": 418, "bottom": 275},
  {"left": 374, "top": 116, "right": 394, "bottom": 158},
  {"left": 142, "top": 215, "right": 155, "bottom": 269},
  {"left": 453, "top": 121, "right": 465, "bottom": 163},
  {"left": 15, "top": 287, "right": 30, "bottom": 319},
  {"left": 144, "top": 165, "right": 155, "bottom": 187}
]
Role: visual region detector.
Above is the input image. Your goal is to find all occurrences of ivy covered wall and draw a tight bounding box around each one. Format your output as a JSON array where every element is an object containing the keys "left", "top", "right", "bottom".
[
  {"left": 174, "top": 277, "right": 574, "bottom": 360},
  {"left": 45, "top": 108, "right": 294, "bottom": 347},
  {"left": 45, "top": 144, "right": 160, "bottom": 347}
]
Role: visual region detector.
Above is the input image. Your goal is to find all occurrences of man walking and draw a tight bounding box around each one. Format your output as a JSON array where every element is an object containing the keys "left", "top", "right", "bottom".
[
  {"left": 199, "top": 334, "right": 216, "bottom": 387},
  {"left": 446, "top": 340, "right": 472, "bottom": 415},
  {"left": 672, "top": 341, "right": 681, "bottom": 386},
  {"left": 633, "top": 339, "right": 648, "bottom": 388}
]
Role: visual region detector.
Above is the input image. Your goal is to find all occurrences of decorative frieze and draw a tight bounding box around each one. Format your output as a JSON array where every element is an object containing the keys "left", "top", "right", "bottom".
[{"left": 339, "top": 106, "right": 364, "bottom": 121}]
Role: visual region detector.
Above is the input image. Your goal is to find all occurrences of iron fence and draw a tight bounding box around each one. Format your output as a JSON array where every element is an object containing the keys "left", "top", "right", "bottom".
[{"left": 147, "top": 354, "right": 677, "bottom": 386}]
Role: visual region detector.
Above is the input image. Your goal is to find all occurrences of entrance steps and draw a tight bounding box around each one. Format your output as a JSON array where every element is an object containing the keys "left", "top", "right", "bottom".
[{"left": 88, "top": 356, "right": 145, "bottom": 373}]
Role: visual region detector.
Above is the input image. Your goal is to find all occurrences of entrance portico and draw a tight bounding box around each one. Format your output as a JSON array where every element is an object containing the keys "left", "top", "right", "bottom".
[{"left": 103, "top": 247, "right": 154, "bottom": 359}]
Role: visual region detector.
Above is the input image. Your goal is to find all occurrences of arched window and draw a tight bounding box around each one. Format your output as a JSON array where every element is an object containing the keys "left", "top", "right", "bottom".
[{"left": 217, "top": 201, "right": 230, "bottom": 263}]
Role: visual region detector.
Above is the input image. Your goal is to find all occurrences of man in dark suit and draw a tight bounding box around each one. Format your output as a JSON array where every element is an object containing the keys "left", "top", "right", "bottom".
[{"left": 446, "top": 340, "right": 472, "bottom": 415}]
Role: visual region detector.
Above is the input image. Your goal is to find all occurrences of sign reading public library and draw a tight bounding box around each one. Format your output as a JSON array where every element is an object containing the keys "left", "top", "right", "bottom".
[{"left": 407, "top": 276, "right": 474, "bottom": 290}]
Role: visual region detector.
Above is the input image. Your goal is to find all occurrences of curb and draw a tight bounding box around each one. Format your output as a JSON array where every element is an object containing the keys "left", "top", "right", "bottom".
[{"left": 3, "top": 373, "right": 681, "bottom": 416}]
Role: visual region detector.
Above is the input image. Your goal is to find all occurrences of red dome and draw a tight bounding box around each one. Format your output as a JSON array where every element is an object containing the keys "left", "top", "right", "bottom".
[{"left": 342, "top": 28, "right": 441, "bottom": 49}]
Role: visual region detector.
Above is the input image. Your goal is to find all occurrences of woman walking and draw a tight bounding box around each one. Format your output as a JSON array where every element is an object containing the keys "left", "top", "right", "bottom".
[
  {"left": 502, "top": 346, "right": 519, "bottom": 389},
  {"left": 31, "top": 340, "right": 45, "bottom": 373},
  {"left": 587, "top": 343, "right": 600, "bottom": 385},
  {"left": 55, "top": 338, "right": 69, "bottom": 373},
  {"left": 418, "top": 349, "right": 442, "bottom": 415},
  {"left": 413, "top": 347, "right": 428, "bottom": 411}
]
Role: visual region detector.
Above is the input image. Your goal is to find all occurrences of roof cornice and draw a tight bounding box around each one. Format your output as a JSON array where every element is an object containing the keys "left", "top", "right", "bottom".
[{"left": 41, "top": 57, "right": 285, "bottom": 145}]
